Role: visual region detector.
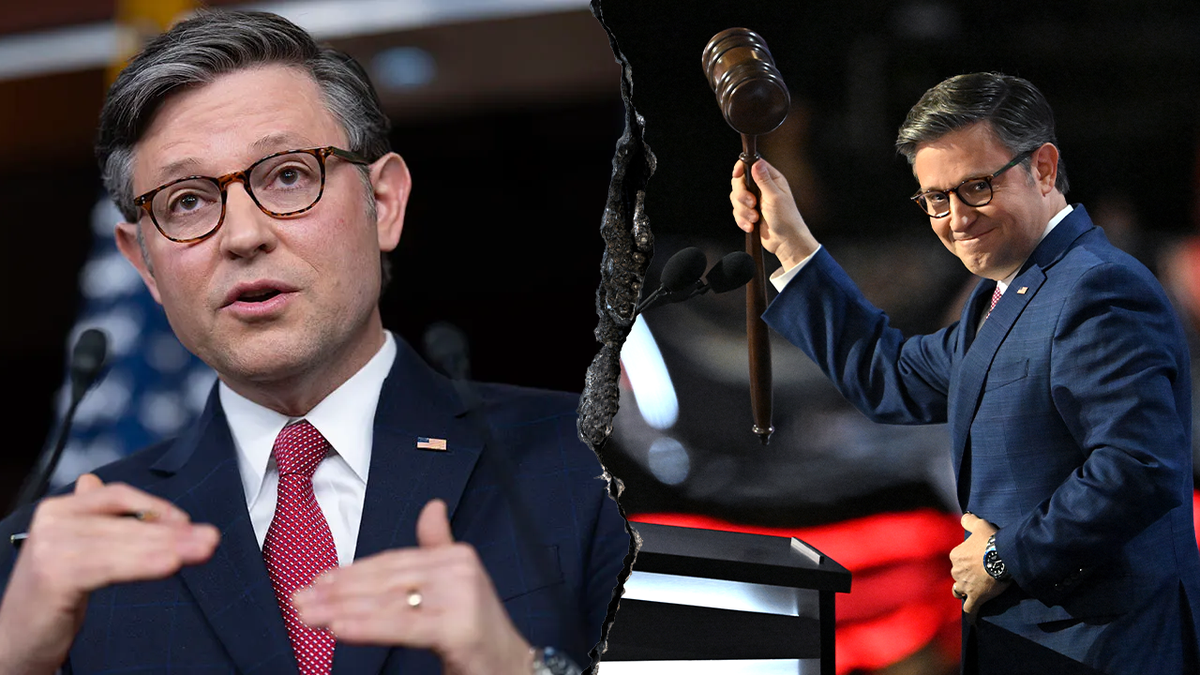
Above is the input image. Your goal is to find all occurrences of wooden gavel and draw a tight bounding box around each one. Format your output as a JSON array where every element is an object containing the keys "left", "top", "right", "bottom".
[{"left": 702, "top": 28, "right": 790, "bottom": 445}]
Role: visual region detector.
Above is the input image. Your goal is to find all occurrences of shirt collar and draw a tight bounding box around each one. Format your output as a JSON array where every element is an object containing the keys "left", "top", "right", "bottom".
[
  {"left": 996, "top": 204, "right": 1073, "bottom": 294},
  {"left": 221, "top": 331, "right": 398, "bottom": 506}
]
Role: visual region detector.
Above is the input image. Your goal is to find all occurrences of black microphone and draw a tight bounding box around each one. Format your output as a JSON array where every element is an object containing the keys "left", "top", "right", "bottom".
[
  {"left": 70, "top": 328, "right": 109, "bottom": 401},
  {"left": 637, "top": 250, "right": 757, "bottom": 314},
  {"left": 698, "top": 251, "right": 756, "bottom": 295},
  {"left": 422, "top": 321, "right": 471, "bottom": 381},
  {"left": 14, "top": 328, "right": 110, "bottom": 511},
  {"left": 636, "top": 247, "right": 707, "bottom": 313}
]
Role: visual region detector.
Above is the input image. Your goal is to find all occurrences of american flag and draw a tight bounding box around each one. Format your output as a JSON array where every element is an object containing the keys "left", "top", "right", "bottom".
[
  {"left": 47, "top": 0, "right": 211, "bottom": 489},
  {"left": 48, "top": 197, "right": 214, "bottom": 488},
  {"left": 416, "top": 437, "right": 448, "bottom": 451}
]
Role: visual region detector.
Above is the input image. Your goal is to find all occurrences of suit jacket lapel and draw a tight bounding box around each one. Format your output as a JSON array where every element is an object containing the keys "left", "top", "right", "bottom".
[
  {"left": 949, "top": 205, "right": 1096, "bottom": 506},
  {"left": 959, "top": 279, "right": 995, "bottom": 355},
  {"left": 952, "top": 267, "right": 1046, "bottom": 506},
  {"left": 149, "top": 389, "right": 298, "bottom": 675},
  {"left": 947, "top": 279, "right": 994, "bottom": 485},
  {"left": 332, "top": 337, "right": 484, "bottom": 675}
]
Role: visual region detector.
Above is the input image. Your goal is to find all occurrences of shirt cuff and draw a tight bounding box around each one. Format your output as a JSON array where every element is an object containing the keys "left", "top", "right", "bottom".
[{"left": 769, "top": 245, "right": 823, "bottom": 292}]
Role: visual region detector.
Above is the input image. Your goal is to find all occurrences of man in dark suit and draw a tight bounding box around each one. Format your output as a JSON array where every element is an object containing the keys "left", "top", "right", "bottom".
[
  {"left": 0, "top": 10, "right": 627, "bottom": 675},
  {"left": 730, "top": 72, "right": 1200, "bottom": 673}
]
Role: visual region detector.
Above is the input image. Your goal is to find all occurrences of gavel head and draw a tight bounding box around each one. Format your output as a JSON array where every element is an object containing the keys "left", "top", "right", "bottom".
[{"left": 702, "top": 28, "right": 790, "bottom": 136}]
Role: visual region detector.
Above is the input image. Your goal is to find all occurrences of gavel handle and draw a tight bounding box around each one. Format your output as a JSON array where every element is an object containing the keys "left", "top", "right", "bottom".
[{"left": 740, "top": 134, "right": 774, "bottom": 445}]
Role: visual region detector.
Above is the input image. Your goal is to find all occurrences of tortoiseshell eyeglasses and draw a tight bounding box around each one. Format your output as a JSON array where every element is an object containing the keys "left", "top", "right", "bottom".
[
  {"left": 910, "top": 150, "right": 1034, "bottom": 218},
  {"left": 132, "top": 146, "right": 370, "bottom": 243}
]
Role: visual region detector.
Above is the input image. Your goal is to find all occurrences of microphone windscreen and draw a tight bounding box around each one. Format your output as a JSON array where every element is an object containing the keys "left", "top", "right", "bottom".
[
  {"left": 707, "top": 251, "right": 756, "bottom": 293},
  {"left": 70, "top": 328, "right": 109, "bottom": 401},
  {"left": 660, "top": 247, "right": 708, "bottom": 292}
]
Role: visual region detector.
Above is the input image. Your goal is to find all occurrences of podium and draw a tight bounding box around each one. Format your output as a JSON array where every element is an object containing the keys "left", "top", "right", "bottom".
[{"left": 602, "top": 522, "right": 851, "bottom": 674}]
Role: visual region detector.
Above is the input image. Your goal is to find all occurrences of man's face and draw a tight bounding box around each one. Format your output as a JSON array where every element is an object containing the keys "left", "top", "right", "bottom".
[
  {"left": 912, "top": 122, "right": 1054, "bottom": 280},
  {"left": 116, "top": 65, "right": 408, "bottom": 408}
]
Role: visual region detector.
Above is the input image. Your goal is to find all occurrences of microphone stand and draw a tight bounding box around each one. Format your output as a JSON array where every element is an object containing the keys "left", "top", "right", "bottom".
[{"left": 11, "top": 328, "right": 109, "bottom": 514}]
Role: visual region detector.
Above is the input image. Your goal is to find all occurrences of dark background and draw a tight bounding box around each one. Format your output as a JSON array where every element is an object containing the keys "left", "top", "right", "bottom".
[{"left": 597, "top": 0, "right": 1200, "bottom": 244}]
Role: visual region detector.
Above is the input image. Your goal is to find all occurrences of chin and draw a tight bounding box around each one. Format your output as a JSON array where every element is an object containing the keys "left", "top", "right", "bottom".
[
  {"left": 205, "top": 338, "right": 317, "bottom": 385},
  {"left": 958, "top": 253, "right": 1001, "bottom": 280},
  {"left": 959, "top": 258, "right": 990, "bottom": 278}
]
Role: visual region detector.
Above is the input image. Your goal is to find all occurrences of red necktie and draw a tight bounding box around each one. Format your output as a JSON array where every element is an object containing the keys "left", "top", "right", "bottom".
[
  {"left": 985, "top": 285, "right": 1003, "bottom": 321},
  {"left": 263, "top": 420, "right": 338, "bottom": 675}
]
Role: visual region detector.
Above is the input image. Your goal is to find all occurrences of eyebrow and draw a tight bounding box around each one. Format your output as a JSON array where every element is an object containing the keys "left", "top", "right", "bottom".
[
  {"left": 251, "top": 132, "right": 314, "bottom": 154},
  {"left": 149, "top": 133, "right": 317, "bottom": 184},
  {"left": 152, "top": 157, "right": 202, "bottom": 184},
  {"left": 918, "top": 172, "right": 990, "bottom": 194}
]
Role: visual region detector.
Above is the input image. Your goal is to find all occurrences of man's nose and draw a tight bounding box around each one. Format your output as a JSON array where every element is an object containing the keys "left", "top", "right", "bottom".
[
  {"left": 218, "top": 181, "right": 278, "bottom": 257},
  {"left": 947, "top": 192, "right": 977, "bottom": 230}
]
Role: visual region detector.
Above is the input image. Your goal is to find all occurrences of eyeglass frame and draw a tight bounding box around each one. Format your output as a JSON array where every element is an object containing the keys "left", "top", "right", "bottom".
[
  {"left": 132, "top": 146, "right": 371, "bottom": 243},
  {"left": 909, "top": 149, "right": 1035, "bottom": 218}
]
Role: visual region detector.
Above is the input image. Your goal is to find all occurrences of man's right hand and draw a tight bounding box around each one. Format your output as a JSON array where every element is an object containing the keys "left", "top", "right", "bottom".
[
  {"left": 0, "top": 474, "right": 219, "bottom": 675},
  {"left": 730, "top": 157, "right": 820, "bottom": 271}
]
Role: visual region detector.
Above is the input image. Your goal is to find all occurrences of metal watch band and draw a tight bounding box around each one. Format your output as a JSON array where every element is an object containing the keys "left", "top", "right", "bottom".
[
  {"left": 983, "top": 533, "right": 1012, "bottom": 581},
  {"left": 531, "top": 647, "right": 582, "bottom": 675}
]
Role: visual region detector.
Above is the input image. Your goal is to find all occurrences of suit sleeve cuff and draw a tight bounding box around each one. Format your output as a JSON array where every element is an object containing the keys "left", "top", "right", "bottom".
[{"left": 769, "top": 245, "right": 823, "bottom": 292}]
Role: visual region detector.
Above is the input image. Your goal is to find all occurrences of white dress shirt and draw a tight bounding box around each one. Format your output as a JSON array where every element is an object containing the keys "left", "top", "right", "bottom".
[
  {"left": 770, "top": 204, "right": 1075, "bottom": 293},
  {"left": 219, "top": 331, "right": 397, "bottom": 567}
]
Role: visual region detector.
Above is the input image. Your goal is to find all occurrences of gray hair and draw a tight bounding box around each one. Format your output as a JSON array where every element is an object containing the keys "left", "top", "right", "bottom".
[
  {"left": 895, "top": 72, "right": 1068, "bottom": 195},
  {"left": 97, "top": 9, "right": 394, "bottom": 281}
]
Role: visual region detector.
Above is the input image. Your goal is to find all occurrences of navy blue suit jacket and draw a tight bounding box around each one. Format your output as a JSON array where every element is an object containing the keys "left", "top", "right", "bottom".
[
  {"left": 764, "top": 206, "right": 1200, "bottom": 674},
  {"left": 0, "top": 337, "right": 629, "bottom": 674}
]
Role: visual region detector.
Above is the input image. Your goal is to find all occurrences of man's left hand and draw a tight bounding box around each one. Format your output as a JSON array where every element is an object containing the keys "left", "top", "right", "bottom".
[
  {"left": 294, "top": 499, "right": 533, "bottom": 675},
  {"left": 950, "top": 513, "right": 1010, "bottom": 619}
]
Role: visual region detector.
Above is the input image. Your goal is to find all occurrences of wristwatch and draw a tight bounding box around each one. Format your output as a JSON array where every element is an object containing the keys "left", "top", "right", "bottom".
[
  {"left": 983, "top": 533, "right": 1012, "bottom": 581},
  {"left": 531, "top": 647, "right": 582, "bottom": 675}
]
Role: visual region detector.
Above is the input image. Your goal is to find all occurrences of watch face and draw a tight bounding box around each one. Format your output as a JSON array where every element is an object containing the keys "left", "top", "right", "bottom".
[{"left": 984, "top": 550, "right": 1008, "bottom": 579}]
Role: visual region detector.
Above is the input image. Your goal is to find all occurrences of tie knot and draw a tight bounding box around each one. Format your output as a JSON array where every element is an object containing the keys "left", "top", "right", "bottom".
[{"left": 272, "top": 420, "right": 329, "bottom": 478}]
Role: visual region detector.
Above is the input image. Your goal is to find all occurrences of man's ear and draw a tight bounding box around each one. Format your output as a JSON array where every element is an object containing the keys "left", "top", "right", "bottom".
[
  {"left": 114, "top": 221, "right": 163, "bottom": 304},
  {"left": 369, "top": 152, "right": 411, "bottom": 253},
  {"left": 1031, "top": 142, "right": 1060, "bottom": 196}
]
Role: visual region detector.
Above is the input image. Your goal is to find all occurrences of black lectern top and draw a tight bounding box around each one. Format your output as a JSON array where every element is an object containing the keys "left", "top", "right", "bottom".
[{"left": 632, "top": 521, "right": 852, "bottom": 593}]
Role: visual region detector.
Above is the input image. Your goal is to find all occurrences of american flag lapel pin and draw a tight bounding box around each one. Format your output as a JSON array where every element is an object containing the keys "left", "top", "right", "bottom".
[
  {"left": 1017, "top": 287, "right": 1028, "bottom": 294},
  {"left": 416, "top": 437, "right": 448, "bottom": 451}
]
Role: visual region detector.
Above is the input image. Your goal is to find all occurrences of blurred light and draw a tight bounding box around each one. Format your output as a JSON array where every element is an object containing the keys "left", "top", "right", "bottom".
[
  {"left": 647, "top": 437, "right": 690, "bottom": 485},
  {"left": 185, "top": 367, "right": 219, "bottom": 412},
  {"left": 147, "top": 334, "right": 192, "bottom": 373},
  {"left": 91, "top": 200, "right": 121, "bottom": 236},
  {"left": 0, "top": 0, "right": 589, "bottom": 81},
  {"left": 51, "top": 437, "right": 123, "bottom": 488},
  {"left": 71, "top": 371, "right": 132, "bottom": 424},
  {"left": 75, "top": 307, "right": 143, "bottom": 358},
  {"left": 622, "top": 570, "right": 805, "bottom": 616},
  {"left": 250, "top": 0, "right": 589, "bottom": 39},
  {"left": 373, "top": 47, "right": 437, "bottom": 90},
  {"left": 0, "top": 23, "right": 117, "bottom": 81},
  {"left": 140, "top": 390, "right": 190, "bottom": 435},
  {"left": 81, "top": 251, "right": 143, "bottom": 299},
  {"left": 620, "top": 315, "right": 679, "bottom": 429}
]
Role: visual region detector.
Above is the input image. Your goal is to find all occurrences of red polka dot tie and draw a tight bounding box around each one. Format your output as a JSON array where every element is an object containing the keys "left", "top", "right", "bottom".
[
  {"left": 263, "top": 420, "right": 338, "bottom": 675},
  {"left": 985, "top": 285, "right": 1003, "bottom": 321}
]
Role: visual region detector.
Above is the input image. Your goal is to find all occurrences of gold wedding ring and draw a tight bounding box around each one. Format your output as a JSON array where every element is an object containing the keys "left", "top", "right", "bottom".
[{"left": 406, "top": 589, "right": 423, "bottom": 609}]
